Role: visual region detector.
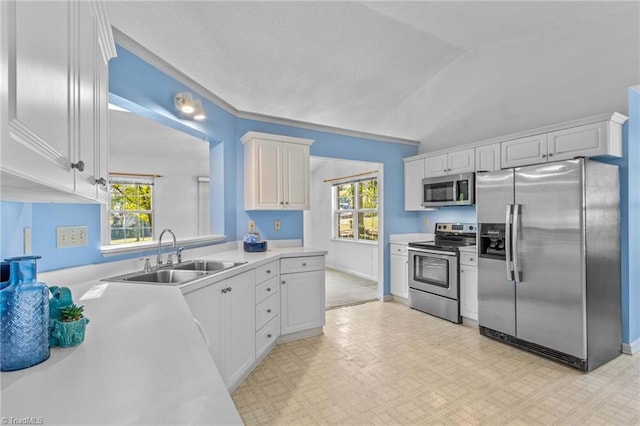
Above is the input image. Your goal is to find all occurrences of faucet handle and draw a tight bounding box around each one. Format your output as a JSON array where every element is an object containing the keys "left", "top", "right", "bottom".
[
  {"left": 177, "top": 247, "right": 184, "bottom": 263},
  {"left": 140, "top": 257, "right": 152, "bottom": 272},
  {"left": 166, "top": 253, "right": 174, "bottom": 266}
]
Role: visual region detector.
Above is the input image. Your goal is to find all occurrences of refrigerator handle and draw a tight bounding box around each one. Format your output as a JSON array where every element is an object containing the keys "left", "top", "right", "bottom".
[
  {"left": 505, "top": 204, "right": 514, "bottom": 281},
  {"left": 513, "top": 203, "right": 521, "bottom": 283}
]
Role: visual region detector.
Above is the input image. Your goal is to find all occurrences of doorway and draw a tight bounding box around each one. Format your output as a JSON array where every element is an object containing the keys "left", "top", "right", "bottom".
[{"left": 303, "top": 156, "right": 384, "bottom": 309}]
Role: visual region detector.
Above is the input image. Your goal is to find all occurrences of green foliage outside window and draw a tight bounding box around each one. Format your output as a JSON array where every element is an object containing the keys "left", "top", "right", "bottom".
[
  {"left": 110, "top": 182, "right": 153, "bottom": 244},
  {"left": 335, "top": 179, "right": 378, "bottom": 241}
]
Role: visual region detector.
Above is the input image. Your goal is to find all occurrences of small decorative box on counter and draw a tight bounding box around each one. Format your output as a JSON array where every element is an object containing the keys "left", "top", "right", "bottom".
[{"left": 243, "top": 233, "right": 267, "bottom": 252}]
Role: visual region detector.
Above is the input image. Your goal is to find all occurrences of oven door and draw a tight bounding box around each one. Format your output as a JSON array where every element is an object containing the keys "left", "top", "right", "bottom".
[{"left": 408, "top": 249, "right": 458, "bottom": 300}]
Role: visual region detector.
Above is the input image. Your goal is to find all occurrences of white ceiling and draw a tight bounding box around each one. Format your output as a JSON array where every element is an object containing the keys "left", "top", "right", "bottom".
[{"left": 107, "top": 1, "right": 640, "bottom": 152}]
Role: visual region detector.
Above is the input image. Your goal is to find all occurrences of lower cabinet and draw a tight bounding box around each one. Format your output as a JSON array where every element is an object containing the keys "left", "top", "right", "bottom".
[
  {"left": 459, "top": 252, "right": 478, "bottom": 322},
  {"left": 390, "top": 243, "right": 408, "bottom": 299},
  {"left": 184, "top": 270, "right": 256, "bottom": 390},
  {"left": 280, "top": 257, "right": 326, "bottom": 335}
]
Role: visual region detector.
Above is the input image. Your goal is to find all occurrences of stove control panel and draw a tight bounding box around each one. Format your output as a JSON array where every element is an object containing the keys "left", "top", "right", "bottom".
[{"left": 435, "top": 223, "right": 476, "bottom": 234}]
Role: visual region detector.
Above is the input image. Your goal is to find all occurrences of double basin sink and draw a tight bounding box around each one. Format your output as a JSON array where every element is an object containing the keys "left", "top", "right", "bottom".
[{"left": 105, "top": 260, "right": 247, "bottom": 286}]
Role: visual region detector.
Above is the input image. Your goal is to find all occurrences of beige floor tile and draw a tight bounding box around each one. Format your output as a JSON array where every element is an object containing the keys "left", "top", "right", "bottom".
[{"left": 233, "top": 301, "right": 640, "bottom": 425}]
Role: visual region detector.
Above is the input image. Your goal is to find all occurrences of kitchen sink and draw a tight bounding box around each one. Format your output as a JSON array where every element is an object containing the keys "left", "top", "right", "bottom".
[
  {"left": 171, "top": 260, "right": 247, "bottom": 272},
  {"left": 103, "top": 259, "right": 247, "bottom": 286}
]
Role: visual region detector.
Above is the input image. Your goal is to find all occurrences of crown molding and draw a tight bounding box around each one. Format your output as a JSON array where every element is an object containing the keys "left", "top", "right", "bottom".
[{"left": 111, "top": 27, "right": 420, "bottom": 147}]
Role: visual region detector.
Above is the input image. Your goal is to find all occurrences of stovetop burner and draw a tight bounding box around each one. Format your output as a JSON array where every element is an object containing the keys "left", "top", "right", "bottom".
[{"left": 408, "top": 222, "right": 477, "bottom": 253}]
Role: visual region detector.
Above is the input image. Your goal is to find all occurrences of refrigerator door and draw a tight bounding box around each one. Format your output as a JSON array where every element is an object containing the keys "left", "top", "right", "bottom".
[
  {"left": 477, "top": 169, "right": 516, "bottom": 335},
  {"left": 514, "top": 159, "right": 586, "bottom": 358}
]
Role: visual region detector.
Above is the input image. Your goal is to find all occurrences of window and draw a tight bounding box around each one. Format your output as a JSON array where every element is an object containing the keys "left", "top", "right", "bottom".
[
  {"left": 334, "top": 178, "right": 378, "bottom": 241},
  {"left": 109, "top": 177, "right": 153, "bottom": 245}
]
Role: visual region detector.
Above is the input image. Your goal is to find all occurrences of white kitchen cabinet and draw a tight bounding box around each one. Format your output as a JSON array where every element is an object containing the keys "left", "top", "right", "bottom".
[
  {"left": 255, "top": 260, "right": 280, "bottom": 360},
  {"left": 501, "top": 114, "right": 625, "bottom": 169},
  {"left": 0, "top": 0, "right": 115, "bottom": 202},
  {"left": 476, "top": 143, "right": 501, "bottom": 172},
  {"left": 242, "top": 131, "right": 314, "bottom": 210},
  {"left": 501, "top": 134, "right": 548, "bottom": 168},
  {"left": 425, "top": 148, "right": 475, "bottom": 177},
  {"left": 390, "top": 243, "right": 408, "bottom": 299},
  {"left": 280, "top": 256, "right": 325, "bottom": 336},
  {"left": 185, "top": 270, "right": 256, "bottom": 390},
  {"left": 459, "top": 251, "right": 478, "bottom": 322},
  {"left": 404, "top": 158, "right": 425, "bottom": 211}
]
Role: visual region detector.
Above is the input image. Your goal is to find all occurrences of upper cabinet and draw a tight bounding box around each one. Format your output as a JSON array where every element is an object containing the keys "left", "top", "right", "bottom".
[
  {"left": 242, "top": 131, "right": 314, "bottom": 210},
  {"left": 501, "top": 114, "right": 625, "bottom": 169},
  {"left": 475, "top": 143, "right": 501, "bottom": 172},
  {"left": 0, "top": 1, "right": 116, "bottom": 202},
  {"left": 404, "top": 158, "right": 425, "bottom": 210},
  {"left": 425, "top": 148, "right": 475, "bottom": 177}
]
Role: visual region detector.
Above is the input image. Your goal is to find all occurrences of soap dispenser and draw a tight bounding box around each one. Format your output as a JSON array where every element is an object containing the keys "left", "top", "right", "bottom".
[{"left": 0, "top": 256, "right": 50, "bottom": 371}]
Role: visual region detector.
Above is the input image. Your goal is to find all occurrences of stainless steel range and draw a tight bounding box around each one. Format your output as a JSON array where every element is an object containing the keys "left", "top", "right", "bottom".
[{"left": 408, "top": 223, "right": 476, "bottom": 323}]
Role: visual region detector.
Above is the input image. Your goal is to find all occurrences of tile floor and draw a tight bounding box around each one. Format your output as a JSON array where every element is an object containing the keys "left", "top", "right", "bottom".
[
  {"left": 232, "top": 301, "right": 640, "bottom": 425},
  {"left": 325, "top": 268, "right": 378, "bottom": 310}
]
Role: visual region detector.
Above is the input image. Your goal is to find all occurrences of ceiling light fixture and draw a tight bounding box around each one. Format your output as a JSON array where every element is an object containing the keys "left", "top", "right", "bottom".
[{"left": 174, "top": 92, "right": 206, "bottom": 120}]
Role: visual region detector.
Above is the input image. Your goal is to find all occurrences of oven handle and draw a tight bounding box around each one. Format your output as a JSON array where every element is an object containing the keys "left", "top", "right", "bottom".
[
  {"left": 505, "top": 204, "right": 514, "bottom": 281},
  {"left": 408, "top": 249, "right": 457, "bottom": 259}
]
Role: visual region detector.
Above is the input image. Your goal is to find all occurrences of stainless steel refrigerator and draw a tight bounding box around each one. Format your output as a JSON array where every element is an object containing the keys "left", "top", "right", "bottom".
[{"left": 476, "top": 158, "right": 621, "bottom": 371}]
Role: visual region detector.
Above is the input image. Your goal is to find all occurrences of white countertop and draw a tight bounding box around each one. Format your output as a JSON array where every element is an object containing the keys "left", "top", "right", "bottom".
[
  {"left": 1, "top": 246, "right": 327, "bottom": 425},
  {"left": 388, "top": 233, "right": 435, "bottom": 245}
]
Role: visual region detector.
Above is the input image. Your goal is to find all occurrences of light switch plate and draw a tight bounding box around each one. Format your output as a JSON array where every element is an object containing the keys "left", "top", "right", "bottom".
[
  {"left": 56, "top": 226, "right": 88, "bottom": 248},
  {"left": 274, "top": 220, "right": 281, "bottom": 231},
  {"left": 248, "top": 220, "right": 256, "bottom": 232}
]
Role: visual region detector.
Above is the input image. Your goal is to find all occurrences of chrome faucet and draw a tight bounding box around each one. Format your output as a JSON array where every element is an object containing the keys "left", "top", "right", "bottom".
[{"left": 157, "top": 228, "right": 177, "bottom": 266}]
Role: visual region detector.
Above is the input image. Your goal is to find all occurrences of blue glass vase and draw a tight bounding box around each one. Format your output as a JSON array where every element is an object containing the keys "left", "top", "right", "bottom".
[{"left": 0, "top": 256, "right": 50, "bottom": 371}]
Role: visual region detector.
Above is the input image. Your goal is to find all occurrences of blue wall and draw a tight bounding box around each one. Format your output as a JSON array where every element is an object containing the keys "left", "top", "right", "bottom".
[
  {"left": 0, "top": 201, "right": 32, "bottom": 260},
  {"left": 626, "top": 87, "right": 639, "bottom": 347},
  {"left": 418, "top": 206, "right": 477, "bottom": 232}
]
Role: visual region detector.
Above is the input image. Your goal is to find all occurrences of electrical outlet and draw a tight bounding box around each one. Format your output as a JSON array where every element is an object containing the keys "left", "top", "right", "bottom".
[
  {"left": 56, "top": 226, "right": 88, "bottom": 248},
  {"left": 274, "top": 220, "right": 281, "bottom": 231},
  {"left": 248, "top": 220, "right": 256, "bottom": 232},
  {"left": 24, "top": 227, "right": 31, "bottom": 254},
  {"left": 423, "top": 218, "right": 430, "bottom": 228}
]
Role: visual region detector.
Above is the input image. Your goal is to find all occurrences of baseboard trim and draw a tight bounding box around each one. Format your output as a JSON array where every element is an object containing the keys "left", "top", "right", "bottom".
[
  {"left": 391, "top": 295, "right": 408, "bottom": 305},
  {"left": 325, "top": 264, "right": 376, "bottom": 282},
  {"left": 381, "top": 294, "right": 393, "bottom": 302},
  {"left": 277, "top": 327, "right": 324, "bottom": 344},
  {"left": 622, "top": 337, "right": 640, "bottom": 355},
  {"left": 462, "top": 317, "right": 479, "bottom": 328}
]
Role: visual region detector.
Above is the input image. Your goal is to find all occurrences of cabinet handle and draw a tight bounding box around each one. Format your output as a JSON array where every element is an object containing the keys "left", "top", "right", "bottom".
[
  {"left": 302, "top": 262, "right": 307, "bottom": 267},
  {"left": 461, "top": 270, "right": 464, "bottom": 273},
  {"left": 221, "top": 288, "right": 227, "bottom": 294},
  {"left": 542, "top": 154, "right": 547, "bottom": 158},
  {"left": 266, "top": 287, "right": 271, "bottom": 292},
  {"left": 93, "top": 177, "right": 107, "bottom": 186},
  {"left": 267, "top": 309, "right": 272, "bottom": 313},
  {"left": 282, "top": 280, "right": 286, "bottom": 284},
  {"left": 280, "top": 201, "right": 284, "bottom": 205},
  {"left": 267, "top": 333, "right": 272, "bottom": 338},
  {"left": 549, "top": 153, "right": 554, "bottom": 157},
  {"left": 285, "top": 201, "right": 289, "bottom": 205},
  {"left": 71, "top": 160, "right": 85, "bottom": 172},
  {"left": 266, "top": 269, "right": 271, "bottom": 274},
  {"left": 470, "top": 257, "right": 474, "bottom": 261},
  {"left": 227, "top": 287, "right": 232, "bottom": 293}
]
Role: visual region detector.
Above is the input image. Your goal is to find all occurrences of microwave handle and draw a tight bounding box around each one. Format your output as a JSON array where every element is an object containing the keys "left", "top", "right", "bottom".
[{"left": 453, "top": 181, "right": 458, "bottom": 203}]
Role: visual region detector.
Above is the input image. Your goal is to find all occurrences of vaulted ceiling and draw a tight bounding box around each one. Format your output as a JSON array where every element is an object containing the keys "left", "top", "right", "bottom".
[{"left": 107, "top": 1, "right": 640, "bottom": 152}]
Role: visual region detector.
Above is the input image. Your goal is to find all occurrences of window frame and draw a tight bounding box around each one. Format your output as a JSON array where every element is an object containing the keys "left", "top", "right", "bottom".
[
  {"left": 108, "top": 176, "right": 155, "bottom": 246},
  {"left": 332, "top": 177, "right": 378, "bottom": 243}
]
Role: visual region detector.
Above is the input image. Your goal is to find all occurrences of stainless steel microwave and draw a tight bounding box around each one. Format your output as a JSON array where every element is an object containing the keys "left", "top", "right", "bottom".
[{"left": 422, "top": 172, "right": 475, "bottom": 207}]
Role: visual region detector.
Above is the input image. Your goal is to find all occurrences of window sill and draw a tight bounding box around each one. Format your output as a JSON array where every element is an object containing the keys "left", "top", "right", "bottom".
[
  {"left": 331, "top": 238, "right": 378, "bottom": 246},
  {"left": 100, "top": 234, "right": 226, "bottom": 257}
]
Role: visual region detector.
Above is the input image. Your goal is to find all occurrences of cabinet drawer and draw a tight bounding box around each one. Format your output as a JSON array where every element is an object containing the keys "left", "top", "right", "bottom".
[
  {"left": 460, "top": 252, "right": 477, "bottom": 267},
  {"left": 256, "top": 293, "right": 280, "bottom": 330},
  {"left": 280, "top": 256, "right": 325, "bottom": 274},
  {"left": 255, "top": 261, "right": 279, "bottom": 284},
  {"left": 390, "top": 243, "right": 408, "bottom": 256},
  {"left": 255, "top": 276, "right": 279, "bottom": 304},
  {"left": 256, "top": 316, "right": 280, "bottom": 359}
]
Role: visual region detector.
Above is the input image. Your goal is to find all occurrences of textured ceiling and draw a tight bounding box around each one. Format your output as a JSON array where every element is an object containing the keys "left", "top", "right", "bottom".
[{"left": 107, "top": 1, "right": 640, "bottom": 152}]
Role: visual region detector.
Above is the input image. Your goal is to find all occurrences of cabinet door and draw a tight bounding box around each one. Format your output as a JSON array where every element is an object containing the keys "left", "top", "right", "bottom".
[
  {"left": 282, "top": 143, "right": 310, "bottom": 210},
  {"left": 280, "top": 270, "right": 325, "bottom": 335},
  {"left": 501, "top": 134, "right": 548, "bottom": 168},
  {"left": 404, "top": 159, "right": 425, "bottom": 211},
  {"left": 252, "top": 139, "right": 283, "bottom": 209},
  {"left": 547, "top": 121, "right": 609, "bottom": 161},
  {"left": 223, "top": 271, "right": 256, "bottom": 389},
  {"left": 390, "top": 253, "right": 408, "bottom": 299},
  {"left": 476, "top": 143, "right": 501, "bottom": 172},
  {"left": 425, "top": 154, "right": 448, "bottom": 177},
  {"left": 448, "top": 148, "right": 475, "bottom": 174},
  {"left": 74, "top": 1, "right": 99, "bottom": 199},
  {"left": 460, "top": 265, "right": 478, "bottom": 321},
  {"left": 2, "top": 1, "right": 75, "bottom": 192},
  {"left": 184, "top": 282, "right": 224, "bottom": 368}
]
